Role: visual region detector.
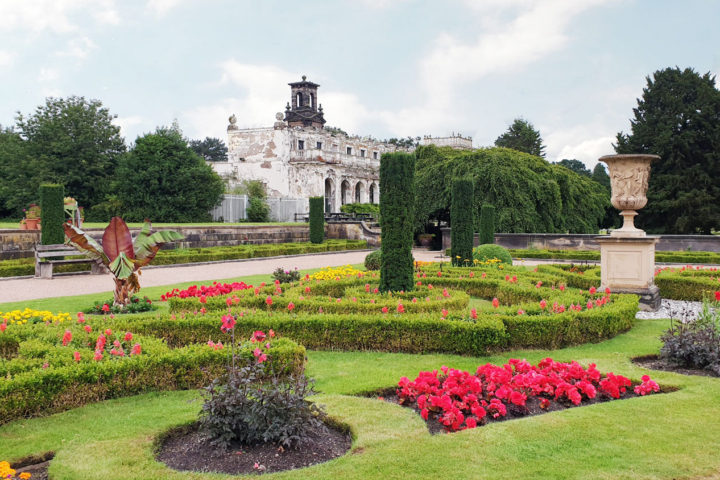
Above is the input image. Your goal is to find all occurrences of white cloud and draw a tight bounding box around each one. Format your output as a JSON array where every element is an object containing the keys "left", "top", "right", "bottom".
[
  {"left": 0, "top": 50, "right": 13, "bottom": 67},
  {"left": 420, "top": 0, "right": 612, "bottom": 108},
  {"left": 545, "top": 125, "right": 616, "bottom": 168},
  {"left": 0, "top": 0, "right": 119, "bottom": 33},
  {"left": 146, "top": 0, "right": 185, "bottom": 16},
  {"left": 37, "top": 67, "right": 59, "bottom": 82},
  {"left": 355, "top": 0, "right": 411, "bottom": 8},
  {"left": 113, "top": 115, "right": 146, "bottom": 140},
  {"left": 56, "top": 36, "right": 97, "bottom": 59}
]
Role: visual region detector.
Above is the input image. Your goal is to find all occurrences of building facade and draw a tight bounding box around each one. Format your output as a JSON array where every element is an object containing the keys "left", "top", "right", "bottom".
[{"left": 212, "top": 76, "right": 401, "bottom": 214}]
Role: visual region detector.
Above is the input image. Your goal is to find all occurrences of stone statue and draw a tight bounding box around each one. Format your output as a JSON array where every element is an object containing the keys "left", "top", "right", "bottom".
[
  {"left": 227, "top": 114, "right": 238, "bottom": 131},
  {"left": 274, "top": 112, "right": 286, "bottom": 130}
]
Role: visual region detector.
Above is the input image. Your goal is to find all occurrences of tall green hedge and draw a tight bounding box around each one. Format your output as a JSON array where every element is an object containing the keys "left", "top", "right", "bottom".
[
  {"left": 309, "top": 196, "right": 325, "bottom": 244},
  {"left": 479, "top": 204, "right": 496, "bottom": 245},
  {"left": 39, "top": 183, "right": 64, "bottom": 245},
  {"left": 379, "top": 152, "right": 415, "bottom": 292},
  {"left": 450, "top": 178, "right": 474, "bottom": 266}
]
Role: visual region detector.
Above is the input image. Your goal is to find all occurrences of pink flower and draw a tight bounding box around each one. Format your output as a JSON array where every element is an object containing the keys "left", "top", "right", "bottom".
[
  {"left": 253, "top": 331, "right": 266, "bottom": 342},
  {"left": 397, "top": 303, "right": 405, "bottom": 313},
  {"left": 470, "top": 308, "right": 477, "bottom": 319},
  {"left": 124, "top": 332, "right": 133, "bottom": 342},
  {"left": 77, "top": 312, "right": 85, "bottom": 323},
  {"left": 559, "top": 284, "right": 565, "bottom": 291},
  {"left": 226, "top": 297, "right": 233, "bottom": 307},
  {"left": 94, "top": 350, "right": 103, "bottom": 361},
  {"left": 492, "top": 298, "right": 499, "bottom": 308},
  {"left": 265, "top": 296, "right": 273, "bottom": 306},
  {"left": 105, "top": 329, "right": 112, "bottom": 336},
  {"left": 287, "top": 302, "right": 295, "bottom": 311},
  {"left": 605, "top": 287, "right": 612, "bottom": 295},
  {"left": 481, "top": 272, "right": 487, "bottom": 278},
  {"left": 73, "top": 351, "right": 81, "bottom": 362},
  {"left": 62, "top": 329, "right": 72, "bottom": 346},
  {"left": 101, "top": 304, "right": 110, "bottom": 313},
  {"left": 441, "top": 308, "right": 448, "bottom": 318},
  {"left": 517, "top": 309, "right": 525, "bottom": 315},
  {"left": 715, "top": 291, "right": 720, "bottom": 302},
  {"left": 221, "top": 314, "right": 236, "bottom": 332},
  {"left": 131, "top": 344, "right": 142, "bottom": 355},
  {"left": 365, "top": 284, "right": 371, "bottom": 292},
  {"left": 269, "top": 329, "right": 275, "bottom": 338},
  {"left": 381, "top": 306, "right": 389, "bottom": 314},
  {"left": 589, "top": 286, "right": 597, "bottom": 294},
  {"left": 0, "top": 323, "right": 6, "bottom": 333},
  {"left": 539, "top": 299, "right": 547, "bottom": 309}
]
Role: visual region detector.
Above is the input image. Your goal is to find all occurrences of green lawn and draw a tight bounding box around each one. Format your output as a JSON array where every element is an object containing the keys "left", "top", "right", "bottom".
[
  {"left": 2, "top": 269, "right": 720, "bottom": 479},
  {"left": 2, "top": 319, "right": 719, "bottom": 479}
]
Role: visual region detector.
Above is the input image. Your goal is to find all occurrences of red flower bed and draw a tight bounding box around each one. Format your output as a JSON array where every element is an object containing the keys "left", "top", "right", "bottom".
[
  {"left": 161, "top": 282, "right": 252, "bottom": 301},
  {"left": 396, "top": 358, "right": 660, "bottom": 432}
]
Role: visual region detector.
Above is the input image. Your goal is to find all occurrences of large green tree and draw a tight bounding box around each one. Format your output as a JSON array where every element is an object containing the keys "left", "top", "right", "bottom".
[
  {"left": 557, "top": 159, "right": 591, "bottom": 177},
  {"left": 114, "top": 127, "right": 224, "bottom": 222},
  {"left": 14, "top": 96, "right": 126, "bottom": 210},
  {"left": 494, "top": 118, "right": 546, "bottom": 157},
  {"left": 0, "top": 127, "right": 37, "bottom": 217},
  {"left": 615, "top": 67, "right": 720, "bottom": 234},
  {"left": 189, "top": 137, "right": 228, "bottom": 162}
]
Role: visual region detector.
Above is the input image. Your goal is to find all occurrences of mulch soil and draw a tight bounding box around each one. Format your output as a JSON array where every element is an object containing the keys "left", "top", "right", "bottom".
[
  {"left": 11, "top": 452, "right": 54, "bottom": 480},
  {"left": 633, "top": 355, "right": 719, "bottom": 378},
  {"left": 156, "top": 422, "right": 351, "bottom": 475}
]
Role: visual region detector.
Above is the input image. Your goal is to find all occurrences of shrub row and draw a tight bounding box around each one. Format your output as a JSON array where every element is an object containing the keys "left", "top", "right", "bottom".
[
  {"left": 509, "top": 248, "right": 720, "bottom": 264},
  {"left": 0, "top": 322, "right": 305, "bottom": 424},
  {"left": 654, "top": 267, "right": 720, "bottom": 301},
  {"left": 0, "top": 239, "right": 368, "bottom": 277},
  {"left": 124, "top": 293, "right": 638, "bottom": 358}
]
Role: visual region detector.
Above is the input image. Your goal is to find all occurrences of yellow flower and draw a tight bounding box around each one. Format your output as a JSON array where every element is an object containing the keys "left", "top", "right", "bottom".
[{"left": 20, "top": 472, "right": 32, "bottom": 479}]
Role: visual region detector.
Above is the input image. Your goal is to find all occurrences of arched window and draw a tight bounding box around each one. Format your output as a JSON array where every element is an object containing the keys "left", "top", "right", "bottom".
[
  {"left": 369, "top": 183, "right": 376, "bottom": 204},
  {"left": 309, "top": 93, "right": 314, "bottom": 108},
  {"left": 325, "top": 178, "right": 335, "bottom": 213},
  {"left": 355, "top": 181, "right": 364, "bottom": 203},
  {"left": 341, "top": 180, "right": 351, "bottom": 205},
  {"left": 296, "top": 92, "right": 303, "bottom": 107}
]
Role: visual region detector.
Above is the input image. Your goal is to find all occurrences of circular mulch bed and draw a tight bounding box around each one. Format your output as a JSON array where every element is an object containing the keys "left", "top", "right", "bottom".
[
  {"left": 633, "top": 355, "right": 719, "bottom": 378},
  {"left": 10, "top": 452, "right": 54, "bottom": 480},
  {"left": 156, "top": 422, "right": 352, "bottom": 475}
]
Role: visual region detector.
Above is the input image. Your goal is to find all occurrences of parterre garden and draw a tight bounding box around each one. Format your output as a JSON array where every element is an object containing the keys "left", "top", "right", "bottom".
[{"left": 2, "top": 257, "right": 720, "bottom": 479}]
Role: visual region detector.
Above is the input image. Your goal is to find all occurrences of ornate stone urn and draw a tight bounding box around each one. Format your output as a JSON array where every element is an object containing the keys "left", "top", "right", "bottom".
[
  {"left": 599, "top": 154, "right": 659, "bottom": 237},
  {"left": 596, "top": 153, "right": 661, "bottom": 311}
]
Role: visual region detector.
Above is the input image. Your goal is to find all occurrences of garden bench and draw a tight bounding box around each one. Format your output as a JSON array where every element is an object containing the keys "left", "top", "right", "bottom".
[{"left": 34, "top": 244, "right": 105, "bottom": 279}]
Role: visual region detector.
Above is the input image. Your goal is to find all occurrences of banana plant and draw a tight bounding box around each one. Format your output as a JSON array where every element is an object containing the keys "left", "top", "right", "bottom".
[{"left": 63, "top": 217, "right": 184, "bottom": 307}]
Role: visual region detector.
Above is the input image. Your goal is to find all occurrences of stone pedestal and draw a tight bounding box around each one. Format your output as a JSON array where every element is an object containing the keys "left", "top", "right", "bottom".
[{"left": 596, "top": 236, "right": 661, "bottom": 311}]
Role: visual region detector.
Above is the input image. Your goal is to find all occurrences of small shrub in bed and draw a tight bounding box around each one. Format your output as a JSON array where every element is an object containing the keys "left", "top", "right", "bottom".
[
  {"left": 200, "top": 322, "right": 324, "bottom": 449},
  {"left": 660, "top": 297, "right": 720, "bottom": 375},
  {"left": 364, "top": 250, "right": 381, "bottom": 270},
  {"left": 85, "top": 295, "right": 156, "bottom": 314},
  {"left": 272, "top": 267, "right": 300, "bottom": 284}
]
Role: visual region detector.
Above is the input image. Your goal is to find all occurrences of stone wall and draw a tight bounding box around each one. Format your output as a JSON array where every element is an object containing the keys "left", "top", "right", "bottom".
[
  {"left": 0, "top": 222, "right": 377, "bottom": 260},
  {"left": 440, "top": 229, "right": 720, "bottom": 253}
]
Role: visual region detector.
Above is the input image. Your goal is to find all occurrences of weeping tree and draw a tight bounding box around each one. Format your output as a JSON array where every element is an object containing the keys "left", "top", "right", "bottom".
[{"left": 64, "top": 217, "right": 183, "bottom": 307}]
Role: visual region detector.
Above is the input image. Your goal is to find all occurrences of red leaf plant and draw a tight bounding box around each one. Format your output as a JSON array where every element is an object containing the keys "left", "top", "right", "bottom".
[{"left": 396, "top": 358, "right": 659, "bottom": 432}]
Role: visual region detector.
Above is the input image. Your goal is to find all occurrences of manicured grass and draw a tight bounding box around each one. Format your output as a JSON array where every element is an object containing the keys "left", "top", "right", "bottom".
[{"left": 2, "top": 319, "right": 720, "bottom": 479}]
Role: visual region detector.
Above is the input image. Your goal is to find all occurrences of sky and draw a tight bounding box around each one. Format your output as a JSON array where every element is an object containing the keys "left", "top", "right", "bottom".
[{"left": 0, "top": 0, "right": 718, "bottom": 170}]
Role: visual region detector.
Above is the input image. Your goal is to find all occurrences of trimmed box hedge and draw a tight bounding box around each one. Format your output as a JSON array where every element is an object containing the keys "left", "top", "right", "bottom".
[
  {"left": 0, "top": 239, "right": 368, "bottom": 277},
  {"left": 0, "top": 323, "right": 305, "bottom": 424}
]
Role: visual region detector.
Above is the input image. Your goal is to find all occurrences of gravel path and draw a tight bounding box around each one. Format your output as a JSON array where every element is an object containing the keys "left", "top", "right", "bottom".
[{"left": 635, "top": 299, "right": 708, "bottom": 322}]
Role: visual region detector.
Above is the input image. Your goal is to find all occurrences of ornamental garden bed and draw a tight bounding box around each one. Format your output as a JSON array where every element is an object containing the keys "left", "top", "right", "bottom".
[
  {"left": 383, "top": 358, "right": 665, "bottom": 434},
  {"left": 156, "top": 420, "right": 352, "bottom": 475}
]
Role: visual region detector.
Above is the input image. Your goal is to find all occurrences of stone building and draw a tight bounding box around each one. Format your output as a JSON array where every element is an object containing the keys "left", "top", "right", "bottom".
[
  {"left": 420, "top": 133, "right": 473, "bottom": 149},
  {"left": 212, "top": 76, "right": 402, "bottom": 214}
]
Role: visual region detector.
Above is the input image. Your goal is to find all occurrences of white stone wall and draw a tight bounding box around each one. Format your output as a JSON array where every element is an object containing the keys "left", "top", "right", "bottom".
[{"left": 214, "top": 123, "right": 393, "bottom": 213}]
